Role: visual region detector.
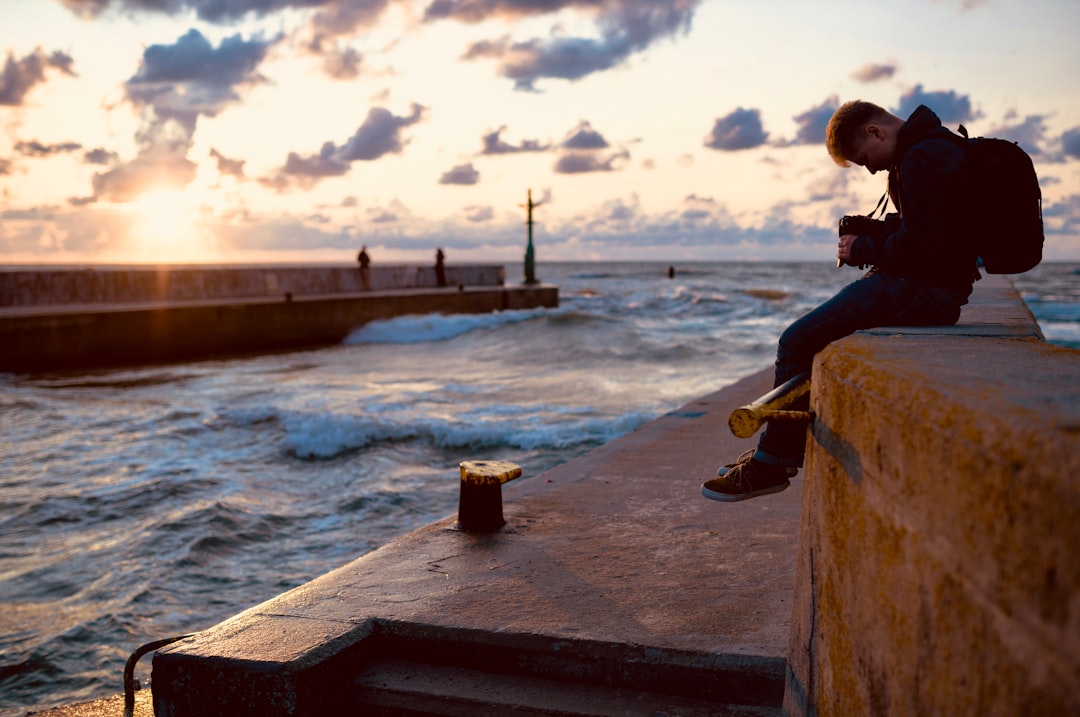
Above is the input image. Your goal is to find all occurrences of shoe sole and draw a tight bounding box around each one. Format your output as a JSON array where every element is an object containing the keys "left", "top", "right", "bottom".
[{"left": 701, "top": 480, "right": 790, "bottom": 502}]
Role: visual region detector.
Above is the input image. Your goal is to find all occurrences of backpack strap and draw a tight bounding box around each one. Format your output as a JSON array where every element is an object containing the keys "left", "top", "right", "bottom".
[{"left": 865, "top": 190, "right": 889, "bottom": 219}]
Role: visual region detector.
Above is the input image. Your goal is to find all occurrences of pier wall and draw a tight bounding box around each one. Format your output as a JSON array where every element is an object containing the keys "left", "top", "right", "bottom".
[
  {"left": 0, "top": 264, "right": 505, "bottom": 307},
  {"left": 0, "top": 264, "right": 556, "bottom": 373},
  {"left": 785, "top": 276, "right": 1080, "bottom": 716}
]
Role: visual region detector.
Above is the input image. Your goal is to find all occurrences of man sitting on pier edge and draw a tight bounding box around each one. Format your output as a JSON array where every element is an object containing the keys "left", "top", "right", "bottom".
[{"left": 702, "top": 100, "right": 981, "bottom": 502}]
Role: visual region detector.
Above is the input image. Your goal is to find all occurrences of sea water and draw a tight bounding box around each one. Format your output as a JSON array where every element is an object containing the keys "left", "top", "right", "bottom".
[{"left": 0, "top": 261, "right": 1076, "bottom": 715}]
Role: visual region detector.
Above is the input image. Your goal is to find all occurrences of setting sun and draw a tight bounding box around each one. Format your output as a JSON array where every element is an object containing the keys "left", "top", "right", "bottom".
[{"left": 126, "top": 189, "right": 214, "bottom": 262}]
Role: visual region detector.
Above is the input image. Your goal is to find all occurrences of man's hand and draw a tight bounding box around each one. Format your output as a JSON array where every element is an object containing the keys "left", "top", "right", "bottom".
[{"left": 837, "top": 233, "right": 858, "bottom": 266}]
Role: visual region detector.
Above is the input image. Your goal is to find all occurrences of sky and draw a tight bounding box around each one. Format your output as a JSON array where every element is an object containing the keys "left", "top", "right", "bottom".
[{"left": 1, "top": 0, "right": 1078, "bottom": 266}]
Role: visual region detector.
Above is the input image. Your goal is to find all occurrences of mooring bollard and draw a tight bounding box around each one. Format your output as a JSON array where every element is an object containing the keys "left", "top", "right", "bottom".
[
  {"left": 728, "top": 371, "right": 814, "bottom": 438},
  {"left": 457, "top": 460, "right": 522, "bottom": 532}
]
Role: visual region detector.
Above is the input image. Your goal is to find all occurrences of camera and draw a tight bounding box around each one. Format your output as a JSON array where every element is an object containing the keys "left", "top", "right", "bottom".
[{"left": 838, "top": 214, "right": 887, "bottom": 237}]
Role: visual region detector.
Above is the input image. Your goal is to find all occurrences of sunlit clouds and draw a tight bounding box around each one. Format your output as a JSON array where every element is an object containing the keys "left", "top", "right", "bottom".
[{"left": 1, "top": 0, "right": 1078, "bottom": 264}]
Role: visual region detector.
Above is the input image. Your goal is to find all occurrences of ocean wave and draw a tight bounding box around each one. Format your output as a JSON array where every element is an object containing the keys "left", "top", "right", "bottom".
[
  {"left": 342, "top": 308, "right": 548, "bottom": 345},
  {"left": 219, "top": 403, "right": 654, "bottom": 460}
]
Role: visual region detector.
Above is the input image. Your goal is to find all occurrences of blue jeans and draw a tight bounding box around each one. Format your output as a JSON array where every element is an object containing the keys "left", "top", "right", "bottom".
[{"left": 754, "top": 270, "right": 968, "bottom": 468}]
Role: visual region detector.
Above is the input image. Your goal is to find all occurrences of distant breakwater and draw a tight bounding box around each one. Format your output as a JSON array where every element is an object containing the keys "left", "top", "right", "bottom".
[{"left": 0, "top": 264, "right": 558, "bottom": 373}]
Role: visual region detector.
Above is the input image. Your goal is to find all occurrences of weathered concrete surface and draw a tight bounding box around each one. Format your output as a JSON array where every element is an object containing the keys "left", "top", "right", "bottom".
[
  {"left": 27, "top": 691, "right": 153, "bottom": 717},
  {"left": 0, "top": 281, "right": 557, "bottom": 373},
  {"left": 785, "top": 274, "right": 1080, "bottom": 716},
  {"left": 151, "top": 368, "right": 800, "bottom": 715},
  {"left": 0, "top": 265, "right": 505, "bottom": 307}
]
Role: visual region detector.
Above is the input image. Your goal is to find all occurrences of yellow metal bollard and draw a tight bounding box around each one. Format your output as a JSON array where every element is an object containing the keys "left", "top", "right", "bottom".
[
  {"left": 728, "top": 372, "right": 814, "bottom": 439},
  {"left": 457, "top": 460, "right": 522, "bottom": 532}
]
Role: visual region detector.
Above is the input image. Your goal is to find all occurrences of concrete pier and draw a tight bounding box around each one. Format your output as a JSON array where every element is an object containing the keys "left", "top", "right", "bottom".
[
  {"left": 33, "top": 274, "right": 1079, "bottom": 716},
  {"left": 0, "top": 265, "right": 557, "bottom": 373}
]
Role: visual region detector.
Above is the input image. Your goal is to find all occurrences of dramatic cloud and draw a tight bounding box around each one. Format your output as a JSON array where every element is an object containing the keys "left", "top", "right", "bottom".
[
  {"left": 439, "top": 162, "right": 480, "bottom": 185},
  {"left": 792, "top": 95, "right": 839, "bottom": 145},
  {"left": 0, "top": 48, "right": 76, "bottom": 106},
  {"left": 480, "top": 126, "right": 550, "bottom": 155},
  {"left": 76, "top": 29, "right": 276, "bottom": 204},
  {"left": 337, "top": 104, "right": 426, "bottom": 161},
  {"left": 459, "top": 0, "right": 701, "bottom": 90},
  {"left": 852, "top": 62, "right": 897, "bottom": 83},
  {"left": 15, "top": 140, "right": 82, "bottom": 157},
  {"left": 894, "top": 84, "right": 978, "bottom": 126},
  {"left": 125, "top": 29, "right": 274, "bottom": 128},
  {"left": 1062, "top": 127, "right": 1080, "bottom": 160},
  {"left": 704, "top": 107, "right": 768, "bottom": 151},
  {"left": 265, "top": 104, "right": 426, "bottom": 189},
  {"left": 60, "top": 0, "right": 701, "bottom": 92}
]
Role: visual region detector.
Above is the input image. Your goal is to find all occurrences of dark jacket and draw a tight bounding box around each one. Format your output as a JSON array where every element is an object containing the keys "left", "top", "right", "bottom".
[{"left": 850, "top": 105, "right": 980, "bottom": 295}]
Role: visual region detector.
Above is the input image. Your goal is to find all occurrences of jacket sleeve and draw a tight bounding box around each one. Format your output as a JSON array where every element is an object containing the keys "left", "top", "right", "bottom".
[{"left": 849, "top": 139, "right": 961, "bottom": 271}]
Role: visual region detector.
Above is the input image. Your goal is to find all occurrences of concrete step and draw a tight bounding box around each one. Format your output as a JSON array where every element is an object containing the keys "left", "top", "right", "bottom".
[{"left": 351, "top": 657, "right": 779, "bottom": 716}]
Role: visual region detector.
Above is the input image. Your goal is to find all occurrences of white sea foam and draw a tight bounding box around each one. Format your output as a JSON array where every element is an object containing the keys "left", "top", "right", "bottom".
[
  {"left": 343, "top": 308, "right": 548, "bottom": 345},
  {"left": 220, "top": 402, "right": 656, "bottom": 460}
]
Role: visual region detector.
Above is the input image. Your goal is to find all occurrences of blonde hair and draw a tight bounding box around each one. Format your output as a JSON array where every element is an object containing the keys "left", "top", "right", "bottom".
[{"left": 826, "top": 100, "right": 890, "bottom": 167}]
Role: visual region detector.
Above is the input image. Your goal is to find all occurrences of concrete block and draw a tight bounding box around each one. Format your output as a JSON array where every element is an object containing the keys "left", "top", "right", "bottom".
[{"left": 785, "top": 278, "right": 1080, "bottom": 716}]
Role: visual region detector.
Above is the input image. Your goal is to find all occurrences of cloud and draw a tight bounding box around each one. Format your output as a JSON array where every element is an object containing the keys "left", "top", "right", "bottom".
[
  {"left": 337, "top": 103, "right": 426, "bottom": 160},
  {"left": 15, "top": 140, "right": 82, "bottom": 157},
  {"left": 210, "top": 148, "right": 246, "bottom": 178},
  {"left": 704, "top": 107, "right": 768, "bottom": 151},
  {"left": 459, "top": 0, "right": 701, "bottom": 90},
  {"left": 465, "top": 205, "right": 494, "bottom": 222},
  {"left": 985, "top": 113, "right": 1051, "bottom": 155},
  {"left": 77, "top": 29, "right": 276, "bottom": 205},
  {"left": 554, "top": 149, "right": 628, "bottom": 173},
  {"left": 894, "top": 84, "right": 978, "bottom": 126},
  {"left": 561, "top": 120, "right": 609, "bottom": 149},
  {"left": 321, "top": 45, "right": 364, "bottom": 79},
  {"left": 440, "top": 163, "right": 480, "bottom": 185},
  {"left": 0, "top": 158, "right": 11, "bottom": 175},
  {"left": 283, "top": 141, "right": 351, "bottom": 179},
  {"left": 125, "top": 29, "right": 274, "bottom": 128},
  {"left": 261, "top": 104, "right": 425, "bottom": 190},
  {"left": 852, "top": 62, "right": 897, "bottom": 83},
  {"left": 84, "top": 148, "right": 118, "bottom": 165},
  {"left": 423, "top": 0, "right": 587, "bottom": 23},
  {"left": 792, "top": 95, "right": 839, "bottom": 145},
  {"left": 0, "top": 48, "right": 76, "bottom": 106},
  {"left": 85, "top": 149, "right": 198, "bottom": 203},
  {"left": 553, "top": 120, "right": 627, "bottom": 173},
  {"left": 1042, "top": 193, "right": 1080, "bottom": 237},
  {"left": 480, "top": 126, "right": 551, "bottom": 155},
  {"left": 307, "top": 0, "right": 395, "bottom": 40},
  {"left": 1062, "top": 127, "right": 1080, "bottom": 160}
]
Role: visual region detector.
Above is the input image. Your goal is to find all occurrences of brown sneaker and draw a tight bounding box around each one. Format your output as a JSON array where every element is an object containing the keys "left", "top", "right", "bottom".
[{"left": 702, "top": 449, "right": 794, "bottom": 502}]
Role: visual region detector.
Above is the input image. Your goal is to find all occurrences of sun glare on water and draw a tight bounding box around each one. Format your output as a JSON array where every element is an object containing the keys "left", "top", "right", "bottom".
[{"left": 127, "top": 189, "right": 216, "bottom": 262}]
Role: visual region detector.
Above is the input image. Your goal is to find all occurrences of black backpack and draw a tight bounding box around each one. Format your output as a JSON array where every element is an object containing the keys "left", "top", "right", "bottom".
[{"left": 955, "top": 125, "right": 1044, "bottom": 274}]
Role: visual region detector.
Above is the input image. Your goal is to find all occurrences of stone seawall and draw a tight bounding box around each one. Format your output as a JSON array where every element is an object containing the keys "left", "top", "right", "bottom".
[
  {"left": 785, "top": 275, "right": 1080, "bottom": 716},
  {"left": 0, "top": 264, "right": 506, "bottom": 307},
  {"left": 0, "top": 265, "right": 556, "bottom": 373}
]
